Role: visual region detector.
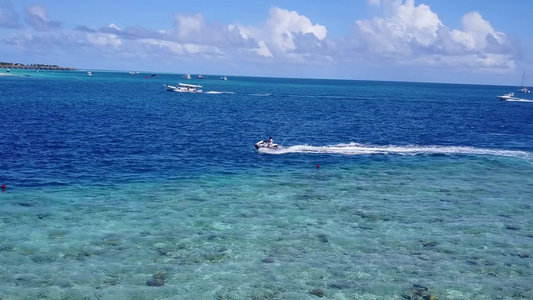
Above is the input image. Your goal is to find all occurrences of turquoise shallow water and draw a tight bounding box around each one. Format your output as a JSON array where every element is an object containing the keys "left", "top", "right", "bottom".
[{"left": 0, "top": 70, "right": 532, "bottom": 299}]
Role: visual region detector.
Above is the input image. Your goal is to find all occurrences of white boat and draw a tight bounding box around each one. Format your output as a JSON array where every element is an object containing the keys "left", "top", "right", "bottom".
[
  {"left": 221, "top": 76, "right": 227, "bottom": 80},
  {"left": 198, "top": 75, "right": 206, "bottom": 79},
  {"left": 497, "top": 71, "right": 531, "bottom": 101},
  {"left": 254, "top": 138, "right": 279, "bottom": 149},
  {"left": 164, "top": 83, "right": 203, "bottom": 93},
  {"left": 87, "top": 71, "right": 92, "bottom": 76},
  {"left": 183, "top": 74, "right": 191, "bottom": 79},
  {"left": 497, "top": 93, "right": 517, "bottom": 101}
]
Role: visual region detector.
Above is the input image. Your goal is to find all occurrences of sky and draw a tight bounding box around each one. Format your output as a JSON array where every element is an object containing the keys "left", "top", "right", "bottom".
[{"left": 0, "top": 0, "right": 532, "bottom": 85}]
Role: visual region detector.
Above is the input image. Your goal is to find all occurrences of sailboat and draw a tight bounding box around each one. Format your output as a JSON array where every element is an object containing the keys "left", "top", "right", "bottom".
[{"left": 497, "top": 71, "right": 531, "bottom": 101}]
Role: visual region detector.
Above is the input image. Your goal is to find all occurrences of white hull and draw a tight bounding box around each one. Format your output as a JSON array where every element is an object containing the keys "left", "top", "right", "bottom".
[
  {"left": 498, "top": 72, "right": 531, "bottom": 101},
  {"left": 254, "top": 140, "right": 278, "bottom": 149},
  {"left": 497, "top": 92, "right": 532, "bottom": 101},
  {"left": 165, "top": 83, "right": 202, "bottom": 93},
  {"left": 497, "top": 93, "right": 518, "bottom": 101}
]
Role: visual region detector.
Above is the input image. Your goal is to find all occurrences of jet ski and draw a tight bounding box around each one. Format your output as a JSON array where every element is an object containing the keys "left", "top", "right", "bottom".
[{"left": 254, "top": 139, "right": 279, "bottom": 149}]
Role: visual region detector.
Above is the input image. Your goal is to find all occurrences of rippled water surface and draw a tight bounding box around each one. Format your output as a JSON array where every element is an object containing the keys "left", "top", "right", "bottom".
[{"left": 0, "top": 70, "right": 532, "bottom": 299}]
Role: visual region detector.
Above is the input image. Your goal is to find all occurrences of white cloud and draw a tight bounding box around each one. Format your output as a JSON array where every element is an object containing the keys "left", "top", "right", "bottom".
[
  {"left": 140, "top": 38, "right": 222, "bottom": 57},
  {"left": 266, "top": 7, "right": 327, "bottom": 51},
  {"left": 141, "top": 39, "right": 184, "bottom": 53},
  {"left": 254, "top": 40, "right": 273, "bottom": 57},
  {"left": 108, "top": 23, "right": 121, "bottom": 31},
  {"left": 230, "top": 7, "right": 328, "bottom": 60},
  {"left": 174, "top": 13, "right": 207, "bottom": 41},
  {"left": 86, "top": 32, "right": 122, "bottom": 49},
  {"left": 2, "top": 1, "right": 521, "bottom": 79},
  {"left": 355, "top": 0, "right": 441, "bottom": 54},
  {"left": 25, "top": 4, "right": 60, "bottom": 31},
  {"left": 4, "top": 4, "right": 330, "bottom": 67},
  {"left": 351, "top": 0, "right": 518, "bottom": 71},
  {"left": 451, "top": 12, "right": 505, "bottom": 51}
]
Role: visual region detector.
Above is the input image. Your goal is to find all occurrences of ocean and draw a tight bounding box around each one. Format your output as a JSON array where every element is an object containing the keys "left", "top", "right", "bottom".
[{"left": 0, "top": 70, "right": 532, "bottom": 299}]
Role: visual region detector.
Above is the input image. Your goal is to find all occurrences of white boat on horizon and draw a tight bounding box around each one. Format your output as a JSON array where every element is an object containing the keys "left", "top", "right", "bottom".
[
  {"left": 164, "top": 83, "right": 203, "bottom": 93},
  {"left": 183, "top": 74, "right": 191, "bottom": 79},
  {"left": 497, "top": 71, "right": 531, "bottom": 101},
  {"left": 221, "top": 76, "right": 227, "bottom": 80}
]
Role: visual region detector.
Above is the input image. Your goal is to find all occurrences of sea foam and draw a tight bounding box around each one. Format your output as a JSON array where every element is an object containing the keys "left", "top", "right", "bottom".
[{"left": 258, "top": 142, "right": 532, "bottom": 160}]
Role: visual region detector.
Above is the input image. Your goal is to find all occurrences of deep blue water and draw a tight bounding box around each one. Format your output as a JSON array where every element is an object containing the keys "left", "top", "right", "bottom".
[
  {"left": 1, "top": 71, "right": 531, "bottom": 187},
  {"left": 0, "top": 70, "right": 532, "bottom": 299}
]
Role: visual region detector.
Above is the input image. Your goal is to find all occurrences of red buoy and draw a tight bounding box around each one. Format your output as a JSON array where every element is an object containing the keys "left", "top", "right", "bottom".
[{"left": 317, "top": 164, "right": 320, "bottom": 168}]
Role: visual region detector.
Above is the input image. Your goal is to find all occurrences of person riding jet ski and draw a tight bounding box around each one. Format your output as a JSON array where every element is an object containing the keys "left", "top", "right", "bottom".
[{"left": 254, "top": 136, "right": 278, "bottom": 149}]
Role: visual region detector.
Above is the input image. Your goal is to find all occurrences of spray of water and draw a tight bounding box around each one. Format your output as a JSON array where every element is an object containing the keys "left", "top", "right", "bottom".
[{"left": 258, "top": 142, "right": 532, "bottom": 160}]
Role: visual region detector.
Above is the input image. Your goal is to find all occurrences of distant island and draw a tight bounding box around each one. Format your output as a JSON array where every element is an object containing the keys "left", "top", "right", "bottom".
[{"left": 1, "top": 62, "right": 76, "bottom": 71}]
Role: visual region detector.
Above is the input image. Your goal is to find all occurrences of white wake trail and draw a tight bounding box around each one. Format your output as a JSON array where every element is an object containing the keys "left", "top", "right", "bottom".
[
  {"left": 258, "top": 142, "right": 531, "bottom": 160},
  {"left": 204, "top": 91, "right": 235, "bottom": 94},
  {"left": 503, "top": 98, "right": 533, "bottom": 103}
]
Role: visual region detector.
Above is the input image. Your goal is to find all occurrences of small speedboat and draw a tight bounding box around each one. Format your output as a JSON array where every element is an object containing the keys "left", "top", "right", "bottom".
[
  {"left": 497, "top": 89, "right": 531, "bottom": 101},
  {"left": 497, "top": 71, "right": 531, "bottom": 101},
  {"left": 254, "top": 139, "right": 279, "bottom": 149},
  {"left": 164, "top": 83, "right": 202, "bottom": 93},
  {"left": 497, "top": 93, "right": 519, "bottom": 101}
]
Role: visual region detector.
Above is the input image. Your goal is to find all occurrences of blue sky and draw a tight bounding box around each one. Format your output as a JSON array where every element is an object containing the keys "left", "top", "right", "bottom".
[{"left": 1, "top": 0, "right": 532, "bottom": 85}]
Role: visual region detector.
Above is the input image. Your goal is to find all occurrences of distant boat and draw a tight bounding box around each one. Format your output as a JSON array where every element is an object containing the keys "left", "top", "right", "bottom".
[
  {"left": 87, "top": 71, "right": 92, "bottom": 76},
  {"left": 198, "top": 75, "right": 206, "bottom": 79},
  {"left": 129, "top": 71, "right": 140, "bottom": 75},
  {"left": 183, "top": 74, "right": 191, "bottom": 79},
  {"left": 151, "top": 74, "right": 157, "bottom": 77},
  {"left": 164, "top": 83, "right": 203, "bottom": 93},
  {"left": 497, "top": 71, "right": 531, "bottom": 101},
  {"left": 221, "top": 76, "right": 227, "bottom": 80}
]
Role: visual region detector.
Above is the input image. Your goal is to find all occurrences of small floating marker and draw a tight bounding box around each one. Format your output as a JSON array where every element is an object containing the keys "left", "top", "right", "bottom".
[
  {"left": 317, "top": 164, "right": 320, "bottom": 168},
  {"left": 1, "top": 184, "right": 5, "bottom": 191}
]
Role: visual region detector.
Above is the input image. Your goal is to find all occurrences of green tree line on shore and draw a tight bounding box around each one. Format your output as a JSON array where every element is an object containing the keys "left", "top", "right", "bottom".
[{"left": 1, "top": 62, "right": 76, "bottom": 70}]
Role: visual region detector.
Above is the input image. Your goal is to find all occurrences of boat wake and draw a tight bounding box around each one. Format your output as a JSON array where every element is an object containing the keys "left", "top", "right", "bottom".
[
  {"left": 248, "top": 93, "right": 272, "bottom": 97},
  {"left": 205, "top": 91, "right": 235, "bottom": 94},
  {"left": 503, "top": 98, "right": 533, "bottom": 103},
  {"left": 258, "top": 142, "right": 531, "bottom": 160}
]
